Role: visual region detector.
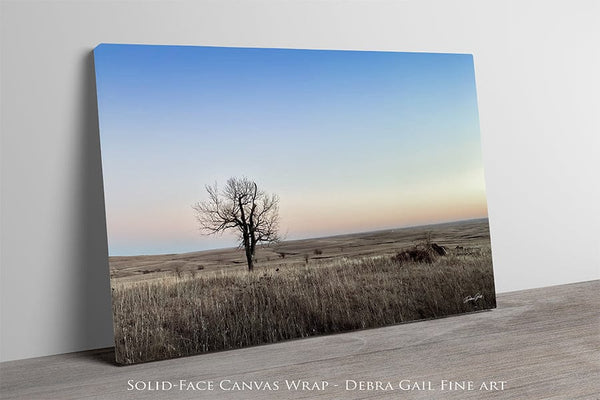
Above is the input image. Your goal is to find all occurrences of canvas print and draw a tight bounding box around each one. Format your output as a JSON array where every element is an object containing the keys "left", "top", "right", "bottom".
[{"left": 93, "top": 44, "right": 496, "bottom": 365}]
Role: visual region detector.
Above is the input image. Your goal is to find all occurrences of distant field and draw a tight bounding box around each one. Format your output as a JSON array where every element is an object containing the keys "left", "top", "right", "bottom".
[
  {"left": 110, "top": 218, "right": 495, "bottom": 364},
  {"left": 109, "top": 218, "right": 492, "bottom": 282}
]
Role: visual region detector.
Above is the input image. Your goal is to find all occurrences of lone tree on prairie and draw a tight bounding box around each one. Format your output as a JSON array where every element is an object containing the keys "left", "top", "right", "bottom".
[{"left": 193, "top": 177, "right": 280, "bottom": 271}]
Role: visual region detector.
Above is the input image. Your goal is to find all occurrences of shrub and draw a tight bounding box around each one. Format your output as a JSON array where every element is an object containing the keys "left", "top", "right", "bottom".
[
  {"left": 393, "top": 247, "right": 437, "bottom": 264},
  {"left": 393, "top": 242, "right": 447, "bottom": 265}
]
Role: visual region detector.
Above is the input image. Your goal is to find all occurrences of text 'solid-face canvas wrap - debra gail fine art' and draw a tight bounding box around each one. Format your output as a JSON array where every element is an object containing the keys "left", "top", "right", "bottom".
[{"left": 93, "top": 44, "right": 496, "bottom": 365}]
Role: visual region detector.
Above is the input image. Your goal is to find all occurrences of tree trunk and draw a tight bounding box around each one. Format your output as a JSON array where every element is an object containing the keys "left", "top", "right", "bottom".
[
  {"left": 245, "top": 246, "right": 254, "bottom": 271},
  {"left": 243, "top": 232, "right": 254, "bottom": 271},
  {"left": 242, "top": 231, "right": 253, "bottom": 271},
  {"left": 250, "top": 229, "right": 257, "bottom": 261}
]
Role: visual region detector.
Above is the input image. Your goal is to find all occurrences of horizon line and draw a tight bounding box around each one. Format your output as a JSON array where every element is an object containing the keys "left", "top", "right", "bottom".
[{"left": 109, "top": 216, "right": 489, "bottom": 258}]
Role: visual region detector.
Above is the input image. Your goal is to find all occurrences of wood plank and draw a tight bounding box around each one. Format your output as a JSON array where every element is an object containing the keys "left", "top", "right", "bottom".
[{"left": 1, "top": 280, "right": 598, "bottom": 399}]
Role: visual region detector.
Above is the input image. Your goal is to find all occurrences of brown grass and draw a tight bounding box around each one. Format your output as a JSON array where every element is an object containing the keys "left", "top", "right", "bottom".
[
  {"left": 108, "top": 218, "right": 491, "bottom": 282},
  {"left": 112, "top": 246, "right": 495, "bottom": 364}
]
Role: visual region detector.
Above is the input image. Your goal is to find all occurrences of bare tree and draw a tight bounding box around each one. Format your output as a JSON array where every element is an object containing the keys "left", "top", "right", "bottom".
[{"left": 193, "top": 177, "right": 280, "bottom": 271}]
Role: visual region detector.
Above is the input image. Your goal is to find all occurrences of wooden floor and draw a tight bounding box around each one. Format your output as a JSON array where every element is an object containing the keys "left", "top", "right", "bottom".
[{"left": 1, "top": 281, "right": 598, "bottom": 400}]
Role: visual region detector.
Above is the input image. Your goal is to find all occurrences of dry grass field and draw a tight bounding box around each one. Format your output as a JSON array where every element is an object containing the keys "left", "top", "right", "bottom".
[
  {"left": 110, "top": 218, "right": 492, "bottom": 281},
  {"left": 110, "top": 218, "right": 495, "bottom": 364}
]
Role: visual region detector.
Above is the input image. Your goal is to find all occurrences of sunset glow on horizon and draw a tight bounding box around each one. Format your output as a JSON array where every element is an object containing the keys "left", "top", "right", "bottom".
[{"left": 94, "top": 44, "right": 488, "bottom": 256}]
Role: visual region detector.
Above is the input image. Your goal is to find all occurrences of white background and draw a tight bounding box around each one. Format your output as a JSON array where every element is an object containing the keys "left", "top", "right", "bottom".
[{"left": 1, "top": 0, "right": 598, "bottom": 363}]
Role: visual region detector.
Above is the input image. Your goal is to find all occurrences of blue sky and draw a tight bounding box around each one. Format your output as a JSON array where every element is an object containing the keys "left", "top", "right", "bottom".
[{"left": 94, "top": 44, "right": 487, "bottom": 256}]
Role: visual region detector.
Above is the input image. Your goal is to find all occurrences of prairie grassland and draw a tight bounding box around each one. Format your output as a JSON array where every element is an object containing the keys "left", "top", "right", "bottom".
[
  {"left": 112, "top": 246, "right": 495, "bottom": 364},
  {"left": 109, "top": 218, "right": 491, "bottom": 282}
]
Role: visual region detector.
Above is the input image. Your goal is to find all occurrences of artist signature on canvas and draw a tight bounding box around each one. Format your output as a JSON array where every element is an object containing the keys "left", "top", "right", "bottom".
[{"left": 464, "top": 292, "right": 484, "bottom": 303}]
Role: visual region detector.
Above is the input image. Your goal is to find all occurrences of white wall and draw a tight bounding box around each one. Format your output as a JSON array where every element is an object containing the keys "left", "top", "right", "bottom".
[{"left": 1, "top": 0, "right": 598, "bottom": 362}]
